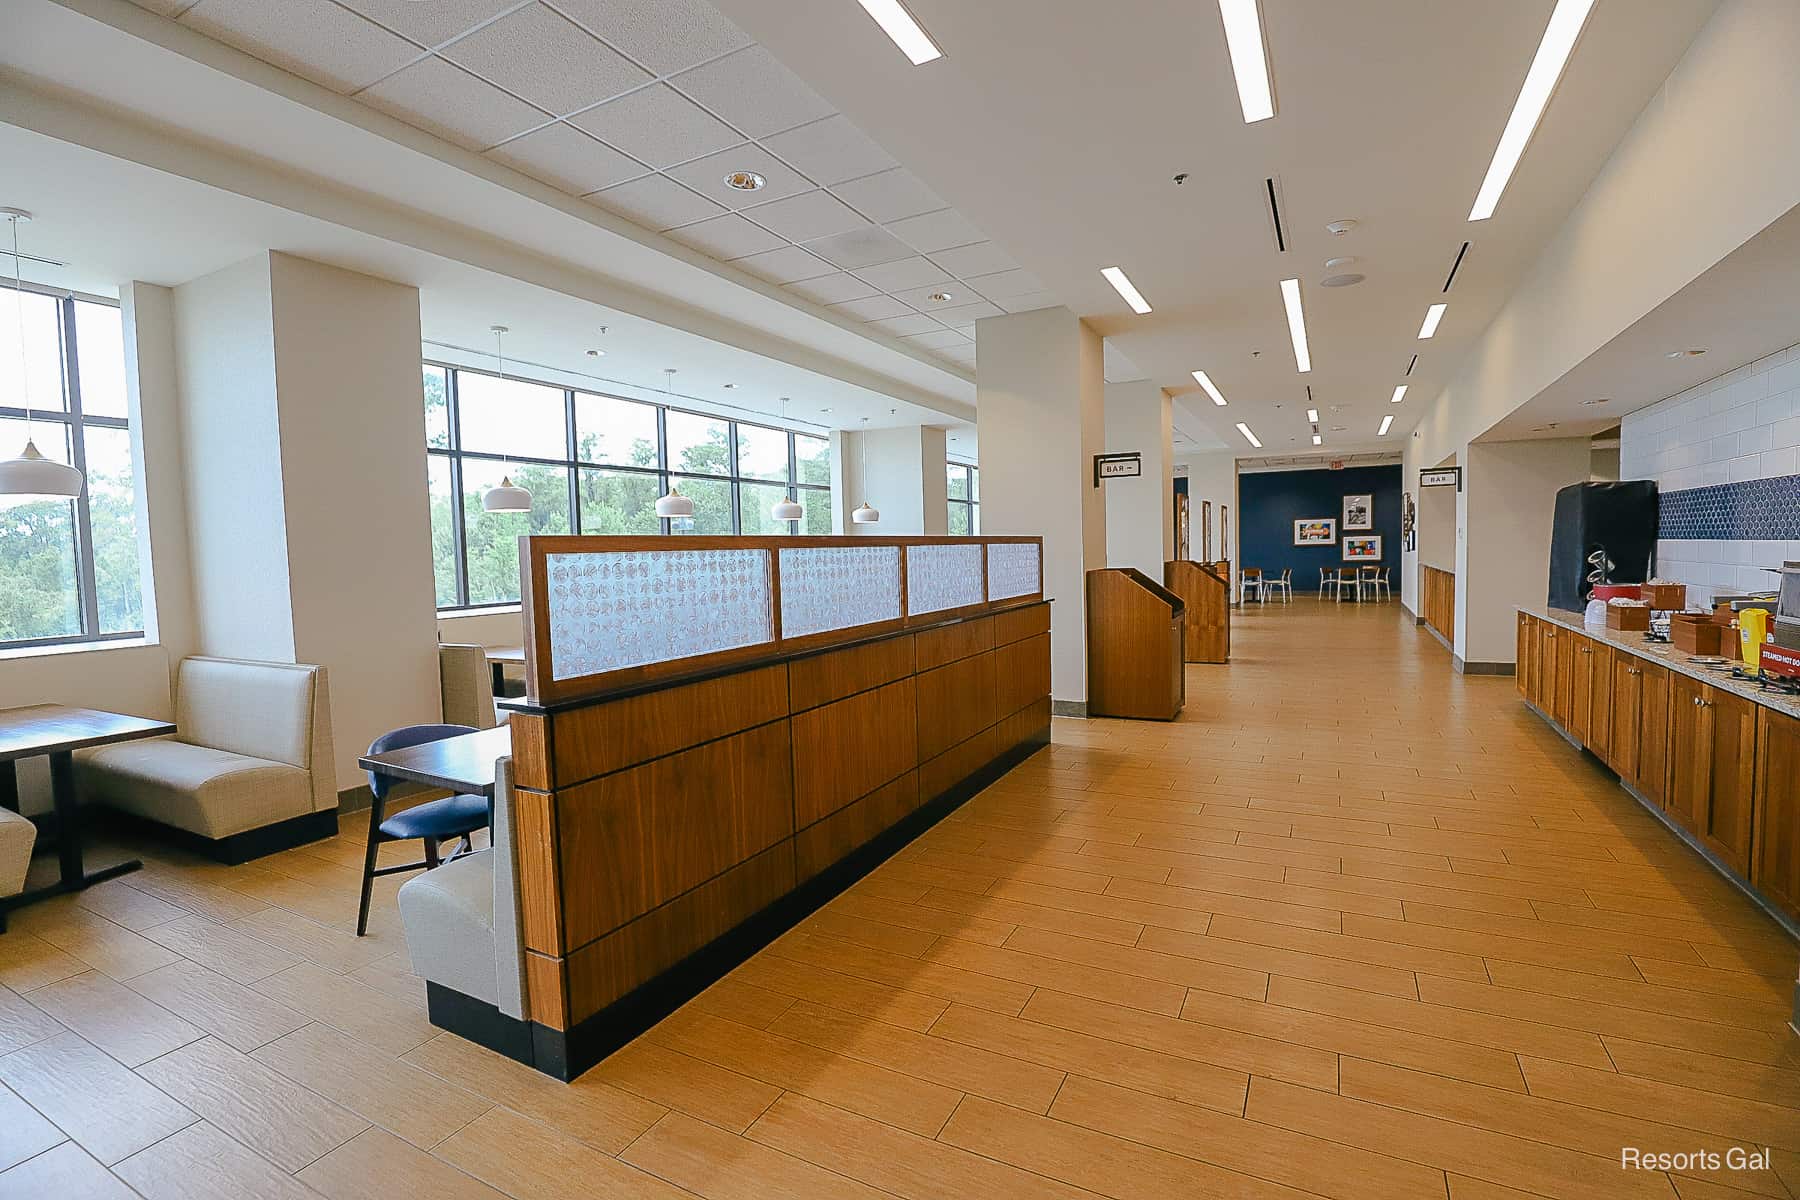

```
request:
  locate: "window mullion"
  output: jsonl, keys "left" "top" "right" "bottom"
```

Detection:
{"left": 446, "top": 368, "right": 470, "bottom": 607}
{"left": 61, "top": 295, "right": 102, "bottom": 639}
{"left": 565, "top": 388, "right": 580, "bottom": 535}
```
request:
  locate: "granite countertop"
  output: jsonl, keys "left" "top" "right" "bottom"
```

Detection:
{"left": 1520, "top": 603, "right": 1800, "bottom": 722}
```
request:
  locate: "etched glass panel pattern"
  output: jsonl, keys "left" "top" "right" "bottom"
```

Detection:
{"left": 545, "top": 549, "right": 773, "bottom": 680}
{"left": 906, "top": 543, "right": 985, "bottom": 615}
{"left": 779, "top": 546, "right": 902, "bottom": 639}
{"left": 987, "top": 542, "right": 1041, "bottom": 600}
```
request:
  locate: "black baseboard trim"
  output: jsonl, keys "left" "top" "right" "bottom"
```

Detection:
{"left": 516, "top": 730, "right": 1051, "bottom": 1082}
{"left": 425, "top": 982, "right": 536, "bottom": 1065}
{"left": 1050, "top": 700, "right": 1088, "bottom": 718}
{"left": 336, "top": 785, "right": 373, "bottom": 814}
{"left": 95, "top": 806, "right": 339, "bottom": 865}
{"left": 1454, "top": 656, "right": 1515, "bottom": 677}
{"left": 1422, "top": 624, "right": 1453, "bottom": 654}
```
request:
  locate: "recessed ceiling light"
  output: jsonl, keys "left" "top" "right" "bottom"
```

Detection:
{"left": 1469, "top": 0, "right": 1596, "bottom": 221}
{"left": 1320, "top": 273, "right": 1365, "bottom": 288}
{"left": 1279, "top": 278, "right": 1311, "bottom": 373}
{"left": 1326, "top": 219, "right": 1357, "bottom": 236}
{"left": 724, "top": 171, "right": 766, "bottom": 192}
{"left": 586, "top": 349, "right": 604, "bottom": 357}
{"left": 820, "top": 407, "right": 833, "bottom": 413}
{"left": 1325, "top": 257, "right": 1357, "bottom": 270}
{"left": 722, "top": 383, "right": 737, "bottom": 389}
{"left": 1216, "top": 0, "right": 1275, "bottom": 123}
{"left": 853, "top": 0, "right": 943, "bottom": 65}
{"left": 1378, "top": 414, "right": 1395, "bottom": 437}
{"left": 1235, "top": 422, "right": 1263, "bottom": 449}
{"left": 927, "top": 291, "right": 954, "bottom": 303}
{"left": 1390, "top": 385, "right": 1407, "bottom": 404}
{"left": 1191, "top": 370, "right": 1228, "bottom": 406}
{"left": 1417, "top": 302, "right": 1447, "bottom": 339}
{"left": 1665, "top": 348, "right": 1707, "bottom": 358}
{"left": 1306, "top": 408, "right": 1319, "bottom": 423}
{"left": 1100, "top": 266, "right": 1153, "bottom": 314}
{"left": 1580, "top": 397, "right": 1611, "bottom": 405}
{"left": 1311, "top": 433, "right": 1323, "bottom": 446}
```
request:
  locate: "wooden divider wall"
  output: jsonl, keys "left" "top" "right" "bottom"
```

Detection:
{"left": 1421, "top": 564, "right": 1456, "bottom": 643}
{"left": 1163, "top": 559, "right": 1230, "bottom": 663}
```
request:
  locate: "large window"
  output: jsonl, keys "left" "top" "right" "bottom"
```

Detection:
{"left": 0, "top": 284, "right": 142, "bottom": 650}
{"left": 947, "top": 461, "right": 980, "bottom": 535}
{"left": 426, "top": 362, "right": 832, "bottom": 609}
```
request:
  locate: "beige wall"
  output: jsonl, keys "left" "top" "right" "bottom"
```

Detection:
{"left": 1103, "top": 379, "right": 1173, "bottom": 577}
{"left": 834, "top": 425, "right": 949, "bottom": 535}
{"left": 1417, "top": 483, "right": 1456, "bottom": 573}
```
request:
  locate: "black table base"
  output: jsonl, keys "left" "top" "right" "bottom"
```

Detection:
{"left": 0, "top": 754, "right": 142, "bottom": 932}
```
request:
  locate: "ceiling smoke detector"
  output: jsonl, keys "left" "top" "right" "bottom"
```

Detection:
{"left": 1325, "top": 219, "right": 1358, "bottom": 236}
{"left": 1320, "top": 273, "right": 1365, "bottom": 287}
{"left": 927, "top": 291, "right": 954, "bottom": 303}
{"left": 724, "top": 171, "right": 766, "bottom": 192}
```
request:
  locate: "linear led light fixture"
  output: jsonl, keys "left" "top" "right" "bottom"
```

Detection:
{"left": 1279, "top": 278, "right": 1310, "bottom": 372}
{"left": 1311, "top": 434, "right": 1323, "bottom": 446}
{"left": 1235, "top": 422, "right": 1262, "bottom": 449}
{"left": 1306, "top": 408, "right": 1319, "bottom": 423}
{"left": 1468, "top": 0, "right": 1595, "bottom": 221}
{"left": 1390, "top": 385, "right": 1408, "bottom": 404}
{"left": 1217, "top": 0, "right": 1275, "bottom": 123}
{"left": 1378, "top": 414, "right": 1395, "bottom": 437}
{"left": 1192, "top": 370, "right": 1228, "bottom": 406}
{"left": 853, "top": 0, "right": 943, "bottom": 65}
{"left": 1101, "top": 267, "right": 1153, "bottom": 314}
{"left": 1417, "top": 303, "right": 1447, "bottom": 339}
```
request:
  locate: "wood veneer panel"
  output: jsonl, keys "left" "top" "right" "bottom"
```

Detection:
{"left": 1752, "top": 707, "right": 1800, "bottom": 924}
{"left": 1086, "top": 569, "right": 1183, "bottom": 720}
{"left": 515, "top": 788, "right": 563, "bottom": 956}
{"left": 993, "top": 634, "right": 1051, "bottom": 724}
{"left": 563, "top": 842, "right": 796, "bottom": 1024}
{"left": 509, "top": 713, "right": 552, "bottom": 791}
{"left": 525, "top": 951, "right": 568, "bottom": 1032}
{"left": 914, "top": 617, "right": 995, "bottom": 672}
{"left": 788, "top": 636, "right": 915, "bottom": 713}
{"left": 544, "top": 665, "right": 789, "bottom": 787}
{"left": 556, "top": 722, "right": 795, "bottom": 953}
{"left": 996, "top": 697, "right": 1051, "bottom": 755}
{"left": 920, "top": 725, "right": 999, "bottom": 803}
{"left": 791, "top": 678, "right": 918, "bottom": 827}
{"left": 992, "top": 603, "right": 1050, "bottom": 649}
{"left": 1164, "top": 562, "right": 1229, "bottom": 664}
{"left": 794, "top": 772, "right": 921, "bottom": 882}
{"left": 916, "top": 652, "right": 998, "bottom": 761}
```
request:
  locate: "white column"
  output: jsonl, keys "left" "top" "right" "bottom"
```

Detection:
{"left": 976, "top": 307, "right": 1105, "bottom": 713}
{"left": 833, "top": 424, "right": 948, "bottom": 535}
{"left": 1178, "top": 448, "right": 1238, "bottom": 593}
{"left": 120, "top": 281, "right": 195, "bottom": 663}
{"left": 1103, "top": 380, "right": 1173, "bottom": 577}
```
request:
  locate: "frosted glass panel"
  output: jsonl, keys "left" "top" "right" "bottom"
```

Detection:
{"left": 545, "top": 549, "right": 773, "bottom": 680}
{"left": 987, "top": 542, "right": 1041, "bottom": 601}
{"left": 779, "top": 546, "right": 902, "bottom": 639}
{"left": 906, "top": 544, "right": 984, "bottom": 615}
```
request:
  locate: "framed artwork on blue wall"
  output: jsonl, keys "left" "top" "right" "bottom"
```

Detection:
{"left": 1294, "top": 518, "right": 1336, "bottom": 545}
{"left": 1344, "top": 535, "right": 1383, "bottom": 561}
{"left": 1342, "top": 493, "right": 1373, "bottom": 530}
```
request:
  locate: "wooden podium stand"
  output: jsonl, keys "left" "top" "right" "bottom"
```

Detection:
{"left": 1164, "top": 560, "right": 1231, "bottom": 663}
{"left": 1086, "top": 568, "right": 1185, "bottom": 720}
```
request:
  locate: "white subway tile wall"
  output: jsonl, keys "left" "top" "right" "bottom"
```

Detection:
{"left": 1620, "top": 340, "right": 1800, "bottom": 605}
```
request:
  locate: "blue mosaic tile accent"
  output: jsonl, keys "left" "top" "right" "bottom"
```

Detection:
{"left": 1659, "top": 472, "right": 1800, "bottom": 540}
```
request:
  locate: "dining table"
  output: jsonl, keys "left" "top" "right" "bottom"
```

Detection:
{"left": 485, "top": 646, "right": 526, "bottom": 698}
{"left": 358, "top": 724, "right": 512, "bottom": 800}
{"left": 0, "top": 703, "right": 177, "bottom": 918}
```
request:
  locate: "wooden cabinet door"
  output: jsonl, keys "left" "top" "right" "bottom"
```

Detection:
{"left": 1667, "top": 673, "right": 1710, "bottom": 833}
{"left": 1697, "top": 687, "right": 1756, "bottom": 876}
{"left": 1570, "top": 637, "right": 1594, "bottom": 745}
{"left": 1636, "top": 663, "right": 1673, "bottom": 809}
{"left": 1610, "top": 657, "right": 1642, "bottom": 781}
{"left": 1753, "top": 708, "right": 1800, "bottom": 924}
{"left": 1537, "top": 626, "right": 1559, "bottom": 713}
{"left": 1552, "top": 630, "right": 1577, "bottom": 729}
{"left": 1516, "top": 615, "right": 1534, "bottom": 699}
{"left": 1586, "top": 644, "right": 1614, "bottom": 761}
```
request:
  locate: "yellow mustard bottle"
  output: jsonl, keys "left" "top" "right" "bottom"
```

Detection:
{"left": 1739, "top": 608, "right": 1769, "bottom": 673}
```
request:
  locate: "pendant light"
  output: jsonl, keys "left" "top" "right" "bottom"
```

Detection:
{"left": 654, "top": 369, "right": 694, "bottom": 522}
{"left": 851, "top": 416, "right": 879, "bottom": 524}
{"left": 480, "top": 325, "right": 532, "bottom": 513}
{"left": 770, "top": 397, "right": 804, "bottom": 524}
{"left": 0, "top": 208, "right": 84, "bottom": 508}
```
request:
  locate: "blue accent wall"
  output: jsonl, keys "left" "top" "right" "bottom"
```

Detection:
{"left": 1238, "top": 464, "right": 1404, "bottom": 592}
{"left": 1659, "top": 472, "right": 1800, "bottom": 539}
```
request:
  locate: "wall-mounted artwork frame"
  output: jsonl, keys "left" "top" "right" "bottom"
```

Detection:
{"left": 1294, "top": 518, "right": 1337, "bottom": 546}
{"left": 1342, "top": 493, "right": 1374, "bottom": 531}
{"left": 1343, "top": 534, "right": 1383, "bottom": 562}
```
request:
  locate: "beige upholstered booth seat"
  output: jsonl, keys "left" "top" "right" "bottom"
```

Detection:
{"left": 438, "top": 643, "right": 503, "bottom": 730}
{"left": 398, "top": 757, "right": 527, "bottom": 1027}
{"left": 77, "top": 656, "right": 338, "bottom": 861}
{"left": 0, "top": 808, "right": 36, "bottom": 899}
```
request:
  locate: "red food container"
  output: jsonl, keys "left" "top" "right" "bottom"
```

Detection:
{"left": 1591, "top": 584, "right": 1643, "bottom": 602}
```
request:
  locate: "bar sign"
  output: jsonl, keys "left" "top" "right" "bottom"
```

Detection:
{"left": 1094, "top": 452, "right": 1142, "bottom": 485}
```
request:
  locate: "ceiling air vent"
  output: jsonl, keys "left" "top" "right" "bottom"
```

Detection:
{"left": 1405, "top": 354, "right": 1418, "bottom": 377}
{"left": 1442, "top": 241, "right": 1470, "bottom": 293}
{"left": 1264, "top": 176, "right": 1288, "bottom": 254}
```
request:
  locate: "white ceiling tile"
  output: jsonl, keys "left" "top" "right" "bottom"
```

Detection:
{"left": 928, "top": 240, "right": 1019, "bottom": 280}
{"left": 827, "top": 295, "right": 911, "bottom": 322}
{"left": 671, "top": 45, "right": 833, "bottom": 138}
{"left": 938, "top": 345, "right": 979, "bottom": 366}
{"left": 889, "top": 283, "right": 966, "bottom": 310}
{"left": 669, "top": 214, "right": 786, "bottom": 260}
{"left": 664, "top": 144, "right": 813, "bottom": 210}
{"left": 128, "top": 0, "right": 197, "bottom": 15}
{"left": 359, "top": 56, "right": 551, "bottom": 151}
{"left": 784, "top": 273, "right": 880, "bottom": 305}
{"left": 904, "top": 329, "right": 974, "bottom": 349}
{"left": 568, "top": 83, "right": 738, "bottom": 168}
{"left": 855, "top": 256, "right": 951, "bottom": 293}
{"left": 743, "top": 190, "right": 865, "bottom": 243}
{"left": 548, "top": 0, "right": 751, "bottom": 75}
{"left": 832, "top": 168, "right": 946, "bottom": 224}
{"left": 733, "top": 245, "right": 837, "bottom": 285}
{"left": 589, "top": 173, "right": 724, "bottom": 229}
{"left": 884, "top": 209, "right": 985, "bottom": 255}
{"left": 969, "top": 268, "right": 1047, "bottom": 299}
{"left": 443, "top": 3, "right": 649, "bottom": 115}
{"left": 337, "top": 0, "right": 522, "bottom": 48}
{"left": 485, "top": 122, "right": 645, "bottom": 194}
{"left": 932, "top": 300, "right": 1004, "bottom": 328}
{"left": 804, "top": 227, "right": 912, "bottom": 270}
{"left": 869, "top": 314, "right": 944, "bottom": 337}
{"left": 997, "top": 290, "right": 1061, "bottom": 314}
{"left": 180, "top": 0, "right": 423, "bottom": 94}
{"left": 760, "top": 115, "right": 897, "bottom": 187}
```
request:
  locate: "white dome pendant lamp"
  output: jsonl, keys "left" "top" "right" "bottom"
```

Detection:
{"left": 0, "top": 209, "right": 84, "bottom": 508}
{"left": 851, "top": 417, "right": 879, "bottom": 524}
{"left": 653, "top": 369, "right": 694, "bottom": 524}
{"left": 480, "top": 325, "right": 532, "bottom": 514}
{"left": 770, "top": 397, "right": 804, "bottom": 524}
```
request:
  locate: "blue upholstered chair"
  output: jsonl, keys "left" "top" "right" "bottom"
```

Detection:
{"left": 357, "top": 724, "right": 490, "bottom": 937}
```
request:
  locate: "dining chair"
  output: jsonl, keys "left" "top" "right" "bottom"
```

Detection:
{"left": 1319, "top": 567, "right": 1338, "bottom": 601}
{"left": 1241, "top": 567, "right": 1264, "bottom": 604}
{"left": 357, "top": 724, "right": 491, "bottom": 937}
{"left": 1374, "top": 566, "right": 1393, "bottom": 601}
{"left": 1336, "top": 567, "right": 1360, "bottom": 602}
{"left": 1266, "top": 568, "right": 1293, "bottom": 603}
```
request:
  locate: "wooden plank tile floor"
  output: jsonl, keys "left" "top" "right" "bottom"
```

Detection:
{"left": 1, "top": 600, "right": 1796, "bottom": 1198}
